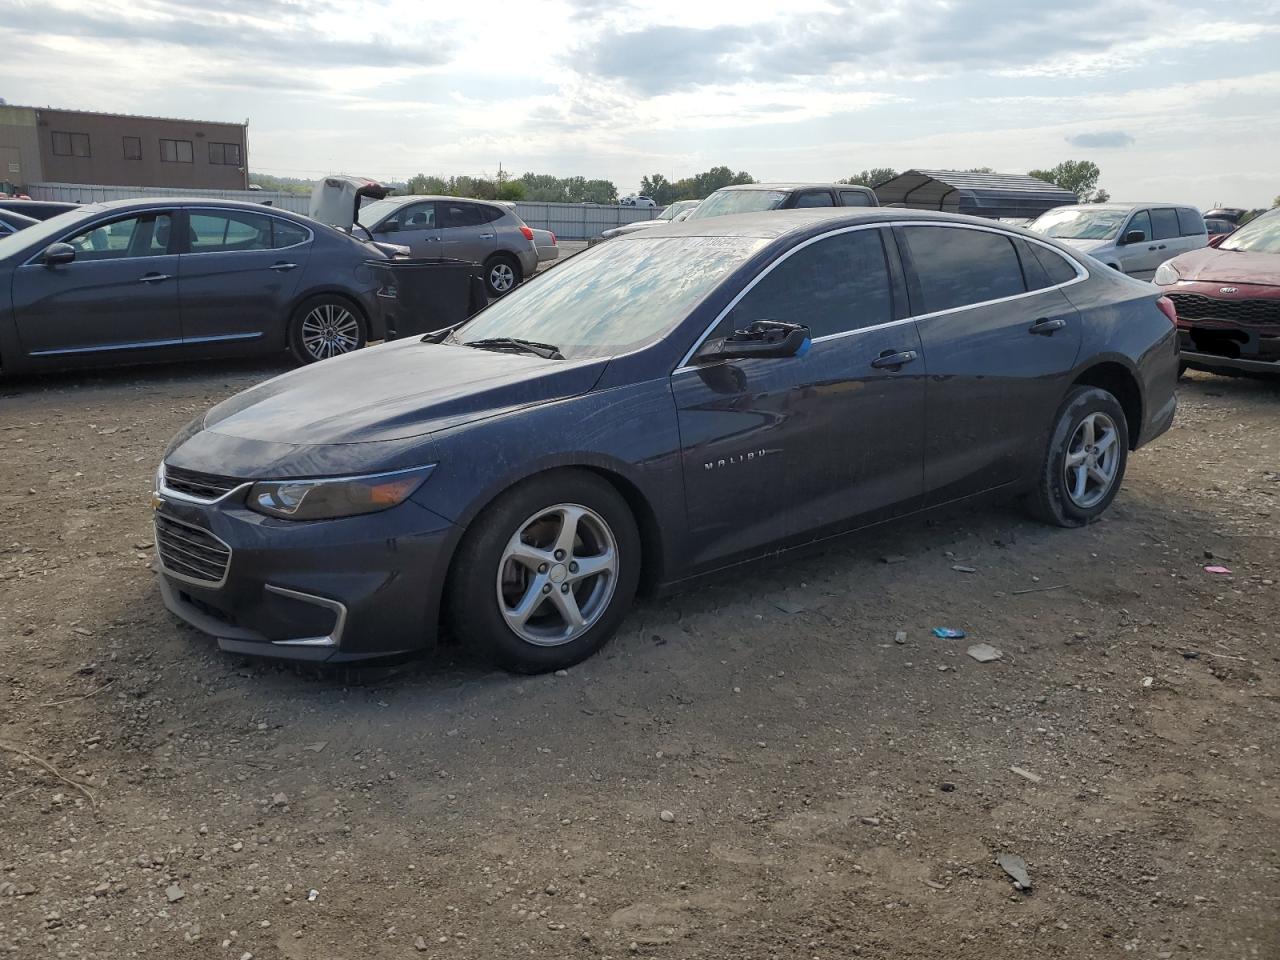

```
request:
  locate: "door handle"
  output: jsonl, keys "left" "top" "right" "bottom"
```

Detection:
{"left": 1158, "top": 244, "right": 1167, "bottom": 250}
{"left": 270, "top": 262, "right": 298, "bottom": 272}
{"left": 137, "top": 273, "right": 171, "bottom": 283}
{"left": 1030, "top": 317, "right": 1067, "bottom": 335}
{"left": 870, "top": 349, "right": 918, "bottom": 369}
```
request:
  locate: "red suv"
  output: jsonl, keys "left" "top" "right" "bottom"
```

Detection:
{"left": 1154, "top": 208, "right": 1280, "bottom": 377}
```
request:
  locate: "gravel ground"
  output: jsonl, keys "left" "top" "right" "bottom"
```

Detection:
{"left": 0, "top": 362, "right": 1277, "bottom": 960}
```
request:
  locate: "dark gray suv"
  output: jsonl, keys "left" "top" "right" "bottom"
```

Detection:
{"left": 357, "top": 196, "right": 539, "bottom": 297}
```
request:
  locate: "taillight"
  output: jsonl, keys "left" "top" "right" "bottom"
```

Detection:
{"left": 519, "top": 225, "right": 534, "bottom": 241}
{"left": 549, "top": 232, "right": 556, "bottom": 245}
{"left": 1156, "top": 295, "right": 1177, "bottom": 326}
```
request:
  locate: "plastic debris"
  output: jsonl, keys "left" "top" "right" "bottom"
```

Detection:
{"left": 932, "top": 627, "right": 966, "bottom": 639}
{"left": 997, "top": 853, "right": 1032, "bottom": 891}
{"left": 950, "top": 564, "right": 977, "bottom": 573}
{"left": 1010, "top": 766, "right": 1042, "bottom": 783}
{"left": 966, "top": 643, "right": 1003, "bottom": 663}
{"left": 307, "top": 889, "right": 319, "bottom": 902}
{"left": 1141, "top": 676, "right": 1154, "bottom": 688}
{"left": 1204, "top": 565, "right": 1232, "bottom": 575}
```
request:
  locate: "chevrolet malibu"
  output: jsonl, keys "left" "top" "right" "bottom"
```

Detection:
{"left": 155, "top": 209, "right": 1178, "bottom": 673}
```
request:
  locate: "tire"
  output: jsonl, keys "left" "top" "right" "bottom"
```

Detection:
{"left": 447, "top": 471, "right": 641, "bottom": 673}
{"left": 287, "top": 295, "right": 368, "bottom": 365}
{"left": 483, "top": 254, "right": 522, "bottom": 298}
{"left": 1027, "top": 386, "right": 1129, "bottom": 528}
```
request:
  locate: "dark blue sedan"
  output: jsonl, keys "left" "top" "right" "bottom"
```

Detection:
{"left": 154, "top": 209, "right": 1179, "bottom": 672}
{"left": 0, "top": 198, "right": 388, "bottom": 373}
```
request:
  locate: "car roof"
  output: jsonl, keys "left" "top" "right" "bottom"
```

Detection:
{"left": 630, "top": 207, "right": 1034, "bottom": 241}
{"left": 88, "top": 197, "right": 305, "bottom": 214}
{"left": 371, "top": 195, "right": 503, "bottom": 208}
{"left": 1045, "top": 202, "right": 1198, "bottom": 212}
{"left": 712, "top": 182, "right": 870, "bottom": 193}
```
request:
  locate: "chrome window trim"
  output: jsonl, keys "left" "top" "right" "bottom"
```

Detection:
{"left": 182, "top": 206, "right": 314, "bottom": 255}
{"left": 672, "top": 219, "right": 1089, "bottom": 374}
{"left": 158, "top": 462, "right": 252, "bottom": 505}
{"left": 23, "top": 208, "right": 179, "bottom": 267}
{"left": 153, "top": 513, "right": 233, "bottom": 589}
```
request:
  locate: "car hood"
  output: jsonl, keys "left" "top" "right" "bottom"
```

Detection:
{"left": 202, "top": 338, "right": 609, "bottom": 445}
{"left": 1053, "top": 237, "right": 1112, "bottom": 254}
{"left": 1167, "top": 246, "right": 1280, "bottom": 286}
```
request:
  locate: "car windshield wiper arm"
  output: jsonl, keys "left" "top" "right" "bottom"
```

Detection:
{"left": 462, "top": 337, "right": 564, "bottom": 360}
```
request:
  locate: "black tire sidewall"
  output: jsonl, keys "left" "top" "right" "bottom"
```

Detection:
{"left": 483, "top": 254, "right": 521, "bottom": 298}
{"left": 448, "top": 471, "right": 640, "bottom": 673}
{"left": 287, "top": 295, "right": 368, "bottom": 365}
{"left": 1035, "top": 386, "right": 1129, "bottom": 527}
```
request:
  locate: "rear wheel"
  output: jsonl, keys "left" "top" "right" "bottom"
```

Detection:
{"left": 483, "top": 254, "right": 521, "bottom": 297}
{"left": 287, "top": 295, "right": 367, "bottom": 364}
{"left": 1027, "top": 386, "right": 1129, "bottom": 527}
{"left": 447, "top": 471, "right": 640, "bottom": 673}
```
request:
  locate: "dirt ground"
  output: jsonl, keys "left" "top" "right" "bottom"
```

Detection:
{"left": 1, "top": 361, "right": 1277, "bottom": 960}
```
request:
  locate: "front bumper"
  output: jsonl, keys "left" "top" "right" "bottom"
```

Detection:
{"left": 154, "top": 489, "right": 460, "bottom": 663}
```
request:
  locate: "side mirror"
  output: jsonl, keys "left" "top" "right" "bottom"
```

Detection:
{"left": 42, "top": 242, "right": 76, "bottom": 266}
{"left": 1207, "top": 234, "right": 1226, "bottom": 248}
{"left": 1121, "top": 230, "right": 1146, "bottom": 245}
{"left": 695, "top": 320, "right": 811, "bottom": 362}
{"left": 379, "top": 220, "right": 399, "bottom": 233}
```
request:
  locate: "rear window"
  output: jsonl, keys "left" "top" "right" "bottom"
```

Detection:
{"left": 686, "top": 189, "right": 788, "bottom": 220}
{"left": 1150, "top": 208, "right": 1180, "bottom": 241}
{"left": 840, "top": 190, "right": 874, "bottom": 207}
{"left": 1176, "top": 208, "right": 1206, "bottom": 237}
{"left": 1028, "top": 242, "right": 1080, "bottom": 286}
{"left": 902, "top": 226, "right": 1026, "bottom": 314}
{"left": 793, "top": 191, "right": 835, "bottom": 208}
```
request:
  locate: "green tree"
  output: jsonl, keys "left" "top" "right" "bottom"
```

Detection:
{"left": 1028, "top": 160, "right": 1106, "bottom": 202}
{"left": 966, "top": 166, "right": 994, "bottom": 174}
{"left": 404, "top": 173, "right": 448, "bottom": 195}
{"left": 839, "top": 167, "right": 897, "bottom": 188}
{"left": 1273, "top": 194, "right": 1280, "bottom": 208}
{"left": 640, "top": 173, "right": 675, "bottom": 205}
{"left": 496, "top": 180, "right": 526, "bottom": 201}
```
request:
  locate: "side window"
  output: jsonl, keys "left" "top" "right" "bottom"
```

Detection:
{"left": 901, "top": 226, "right": 1026, "bottom": 314}
{"left": 272, "top": 219, "right": 310, "bottom": 248}
{"left": 1126, "top": 209, "right": 1152, "bottom": 242}
{"left": 1029, "top": 243, "right": 1080, "bottom": 286}
{"left": 839, "top": 190, "right": 873, "bottom": 207}
{"left": 399, "top": 203, "right": 436, "bottom": 229}
{"left": 478, "top": 205, "right": 506, "bottom": 223}
{"left": 1150, "top": 208, "right": 1180, "bottom": 241}
{"left": 722, "top": 230, "right": 892, "bottom": 339}
{"left": 793, "top": 191, "right": 835, "bottom": 208}
{"left": 439, "top": 202, "right": 485, "bottom": 228}
{"left": 1175, "top": 208, "right": 1205, "bottom": 237}
{"left": 64, "top": 213, "right": 173, "bottom": 261}
{"left": 188, "top": 212, "right": 273, "bottom": 253}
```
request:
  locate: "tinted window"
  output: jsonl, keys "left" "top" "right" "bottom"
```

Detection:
{"left": 793, "top": 191, "right": 835, "bottom": 208}
{"left": 123, "top": 136, "right": 142, "bottom": 160}
{"left": 1029, "top": 243, "right": 1079, "bottom": 286}
{"left": 64, "top": 213, "right": 172, "bottom": 261}
{"left": 160, "top": 139, "right": 193, "bottom": 163}
{"left": 439, "top": 202, "right": 485, "bottom": 228}
{"left": 1176, "top": 208, "right": 1205, "bottom": 237}
{"left": 840, "top": 190, "right": 873, "bottom": 207}
{"left": 1126, "top": 210, "right": 1152, "bottom": 242}
{"left": 723, "top": 230, "right": 892, "bottom": 339}
{"left": 398, "top": 203, "right": 435, "bottom": 229}
{"left": 189, "top": 212, "right": 273, "bottom": 253}
{"left": 1150, "top": 208, "right": 1180, "bottom": 241}
{"left": 272, "top": 219, "right": 310, "bottom": 248}
{"left": 478, "top": 205, "right": 506, "bottom": 223}
{"left": 902, "top": 226, "right": 1025, "bottom": 313}
{"left": 208, "top": 142, "right": 242, "bottom": 165}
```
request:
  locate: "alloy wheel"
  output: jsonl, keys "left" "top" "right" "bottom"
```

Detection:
{"left": 300, "top": 303, "right": 360, "bottom": 361}
{"left": 489, "top": 262, "right": 516, "bottom": 293}
{"left": 496, "top": 503, "right": 619, "bottom": 647}
{"left": 1063, "top": 411, "right": 1120, "bottom": 508}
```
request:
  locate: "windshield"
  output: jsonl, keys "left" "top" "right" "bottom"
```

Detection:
{"left": 658, "top": 200, "right": 699, "bottom": 222}
{"left": 1027, "top": 207, "right": 1128, "bottom": 241}
{"left": 356, "top": 197, "right": 407, "bottom": 227}
{"left": 0, "top": 204, "right": 105, "bottom": 261}
{"left": 1219, "top": 210, "right": 1280, "bottom": 253}
{"left": 454, "top": 235, "right": 765, "bottom": 360}
{"left": 685, "top": 190, "right": 788, "bottom": 220}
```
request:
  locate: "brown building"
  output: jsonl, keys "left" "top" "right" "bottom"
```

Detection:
{"left": 0, "top": 104, "right": 248, "bottom": 191}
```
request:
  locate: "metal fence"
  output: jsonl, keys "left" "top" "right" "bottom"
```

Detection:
{"left": 26, "top": 183, "right": 663, "bottom": 239}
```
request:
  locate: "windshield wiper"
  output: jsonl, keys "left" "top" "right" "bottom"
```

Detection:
{"left": 463, "top": 337, "right": 564, "bottom": 360}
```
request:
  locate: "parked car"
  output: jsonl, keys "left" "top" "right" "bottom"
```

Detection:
{"left": 620, "top": 195, "right": 656, "bottom": 208}
{"left": 0, "top": 198, "right": 389, "bottom": 375}
{"left": 1154, "top": 207, "right": 1280, "bottom": 377}
{"left": 685, "top": 183, "right": 877, "bottom": 221}
{"left": 531, "top": 228, "right": 558, "bottom": 265}
{"left": 356, "top": 195, "right": 538, "bottom": 297}
{"left": 154, "top": 208, "right": 1177, "bottom": 673}
{"left": 0, "top": 209, "right": 38, "bottom": 236}
{"left": 1204, "top": 218, "right": 1235, "bottom": 246}
{"left": 600, "top": 199, "right": 700, "bottom": 240}
{"left": 1025, "top": 203, "right": 1207, "bottom": 279}
{"left": 0, "top": 199, "right": 79, "bottom": 221}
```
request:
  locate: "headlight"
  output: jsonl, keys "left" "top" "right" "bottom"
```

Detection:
{"left": 1153, "top": 261, "right": 1180, "bottom": 285}
{"left": 247, "top": 466, "right": 434, "bottom": 521}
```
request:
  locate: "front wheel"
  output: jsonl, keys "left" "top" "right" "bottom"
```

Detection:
{"left": 483, "top": 254, "right": 522, "bottom": 298}
{"left": 447, "top": 471, "right": 640, "bottom": 673}
{"left": 287, "top": 295, "right": 367, "bottom": 364}
{"left": 1027, "top": 386, "right": 1129, "bottom": 528}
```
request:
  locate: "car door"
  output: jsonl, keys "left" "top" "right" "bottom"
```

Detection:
{"left": 376, "top": 201, "right": 440, "bottom": 257}
{"left": 672, "top": 226, "right": 926, "bottom": 571}
{"left": 437, "top": 200, "right": 496, "bottom": 264}
{"left": 11, "top": 209, "right": 181, "bottom": 358}
{"left": 895, "top": 224, "right": 1082, "bottom": 506}
{"left": 1116, "top": 209, "right": 1161, "bottom": 278}
{"left": 176, "top": 209, "right": 311, "bottom": 347}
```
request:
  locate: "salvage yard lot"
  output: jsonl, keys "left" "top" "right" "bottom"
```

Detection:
{"left": 1, "top": 364, "right": 1277, "bottom": 959}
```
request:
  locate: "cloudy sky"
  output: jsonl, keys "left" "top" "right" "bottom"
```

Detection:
{"left": 4, "top": 0, "right": 1279, "bottom": 206}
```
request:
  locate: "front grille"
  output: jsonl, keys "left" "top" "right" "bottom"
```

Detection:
{"left": 163, "top": 464, "right": 244, "bottom": 501}
{"left": 155, "top": 515, "right": 231, "bottom": 585}
{"left": 1168, "top": 293, "right": 1280, "bottom": 327}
